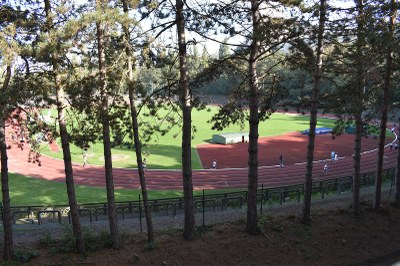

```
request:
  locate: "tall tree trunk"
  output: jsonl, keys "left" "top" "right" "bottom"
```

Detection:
{"left": 176, "top": 0, "right": 195, "bottom": 240}
{"left": 352, "top": 0, "right": 365, "bottom": 217}
{"left": 246, "top": 0, "right": 260, "bottom": 235}
{"left": 44, "top": 0, "right": 85, "bottom": 252}
{"left": 122, "top": 0, "right": 154, "bottom": 243}
{"left": 390, "top": 0, "right": 399, "bottom": 206}
{"left": 395, "top": 127, "right": 400, "bottom": 206}
{"left": 96, "top": 0, "right": 119, "bottom": 248}
{"left": 128, "top": 90, "right": 155, "bottom": 242}
{"left": 353, "top": 111, "right": 362, "bottom": 215}
{"left": 302, "top": 0, "right": 326, "bottom": 225}
{"left": 1, "top": 65, "right": 14, "bottom": 260}
{"left": 55, "top": 72, "right": 86, "bottom": 253}
{"left": 376, "top": 0, "right": 397, "bottom": 210}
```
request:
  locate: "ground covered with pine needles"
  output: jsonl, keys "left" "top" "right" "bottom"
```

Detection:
{"left": 12, "top": 201, "right": 400, "bottom": 265}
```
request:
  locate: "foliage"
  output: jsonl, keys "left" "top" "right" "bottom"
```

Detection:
{"left": 13, "top": 248, "right": 38, "bottom": 263}
{"left": 257, "top": 215, "right": 270, "bottom": 228}
{"left": 144, "top": 241, "right": 157, "bottom": 251}
{"left": 0, "top": 0, "right": 398, "bottom": 238}
{"left": 194, "top": 225, "right": 213, "bottom": 238}
{"left": 39, "top": 231, "right": 57, "bottom": 246}
{"left": 39, "top": 225, "right": 122, "bottom": 253}
{"left": 98, "top": 230, "right": 115, "bottom": 248}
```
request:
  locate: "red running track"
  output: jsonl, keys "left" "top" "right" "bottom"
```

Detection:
{"left": 4, "top": 124, "right": 398, "bottom": 191}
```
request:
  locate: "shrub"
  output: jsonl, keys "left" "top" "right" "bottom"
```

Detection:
{"left": 144, "top": 241, "right": 157, "bottom": 251}
{"left": 39, "top": 232, "right": 56, "bottom": 246}
{"left": 14, "top": 248, "right": 38, "bottom": 263}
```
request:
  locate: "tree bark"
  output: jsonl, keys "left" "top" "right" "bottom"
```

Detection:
{"left": 246, "top": 0, "right": 261, "bottom": 235}
{"left": 122, "top": 0, "right": 154, "bottom": 244}
{"left": 376, "top": 0, "right": 397, "bottom": 210}
{"left": 353, "top": 111, "right": 362, "bottom": 216}
{"left": 176, "top": 0, "right": 195, "bottom": 240}
{"left": 389, "top": 0, "right": 399, "bottom": 206}
{"left": 395, "top": 127, "right": 400, "bottom": 205}
{"left": 1, "top": 65, "right": 14, "bottom": 260}
{"left": 96, "top": 0, "right": 119, "bottom": 248}
{"left": 302, "top": 0, "right": 326, "bottom": 225}
{"left": 44, "top": 0, "right": 85, "bottom": 253}
{"left": 352, "top": 0, "right": 366, "bottom": 217}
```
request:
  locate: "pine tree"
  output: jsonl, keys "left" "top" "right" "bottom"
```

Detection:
{"left": 96, "top": 0, "right": 120, "bottom": 248}
{"left": 0, "top": 64, "right": 14, "bottom": 260}
{"left": 204, "top": 0, "right": 302, "bottom": 234}
{"left": 176, "top": 0, "right": 195, "bottom": 240}
{"left": 0, "top": 3, "right": 32, "bottom": 259}
{"left": 121, "top": 0, "right": 154, "bottom": 244}
{"left": 43, "top": 0, "right": 85, "bottom": 252}
{"left": 375, "top": 0, "right": 397, "bottom": 210}
{"left": 245, "top": 0, "right": 262, "bottom": 235}
{"left": 302, "top": 0, "right": 327, "bottom": 225}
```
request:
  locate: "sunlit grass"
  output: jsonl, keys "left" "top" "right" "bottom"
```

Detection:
{"left": 7, "top": 173, "right": 244, "bottom": 206}
{"left": 39, "top": 107, "right": 335, "bottom": 170}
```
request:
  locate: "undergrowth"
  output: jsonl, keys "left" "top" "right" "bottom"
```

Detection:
{"left": 38, "top": 225, "right": 124, "bottom": 254}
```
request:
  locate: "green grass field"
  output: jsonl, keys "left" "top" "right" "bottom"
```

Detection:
{"left": 8, "top": 109, "right": 335, "bottom": 206}
{"left": 8, "top": 173, "right": 245, "bottom": 206}
{"left": 39, "top": 107, "right": 335, "bottom": 170}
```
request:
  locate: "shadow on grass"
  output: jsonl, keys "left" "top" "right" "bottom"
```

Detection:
{"left": 111, "top": 145, "right": 201, "bottom": 169}
{"left": 8, "top": 173, "right": 185, "bottom": 206}
{"left": 8, "top": 172, "right": 242, "bottom": 206}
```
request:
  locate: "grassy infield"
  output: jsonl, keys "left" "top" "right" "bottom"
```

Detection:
{"left": 9, "top": 107, "right": 335, "bottom": 206}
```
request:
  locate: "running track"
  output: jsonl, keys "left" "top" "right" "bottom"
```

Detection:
{"left": 4, "top": 124, "right": 398, "bottom": 191}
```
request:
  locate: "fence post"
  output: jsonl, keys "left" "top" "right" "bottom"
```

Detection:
{"left": 139, "top": 194, "right": 142, "bottom": 233}
{"left": 202, "top": 189, "right": 205, "bottom": 227}
{"left": 222, "top": 193, "right": 227, "bottom": 211}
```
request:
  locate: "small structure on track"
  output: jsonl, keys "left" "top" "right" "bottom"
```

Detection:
{"left": 212, "top": 132, "right": 249, "bottom": 145}
{"left": 302, "top": 127, "right": 332, "bottom": 135}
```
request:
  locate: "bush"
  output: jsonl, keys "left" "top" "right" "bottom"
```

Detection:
{"left": 144, "top": 241, "right": 157, "bottom": 251}
{"left": 14, "top": 248, "right": 38, "bottom": 263}
{"left": 38, "top": 225, "right": 122, "bottom": 253}
{"left": 39, "top": 232, "right": 56, "bottom": 246}
{"left": 98, "top": 230, "right": 114, "bottom": 248}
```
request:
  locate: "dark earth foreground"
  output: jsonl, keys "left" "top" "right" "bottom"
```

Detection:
{"left": 11, "top": 200, "right": 400, "bottom": 266}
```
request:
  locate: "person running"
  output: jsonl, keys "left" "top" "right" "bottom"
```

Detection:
{"left": 323, "top": 162, "right": 328, "bottom": 175}
{"left": 142, "top": 158, "right": 147, "bottom": 171}
{"left": 279, "top": 155, "right": 284, "bottom": 167}
{"left": 212, "top": 159, "right": 217, "bottom": 169}
{"left": 83, "top": 148, "right": 88, "bottom": 167}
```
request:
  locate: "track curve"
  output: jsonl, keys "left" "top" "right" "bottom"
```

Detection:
{"left": 5, "top": 123, "right": 398, "bottom": 191}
